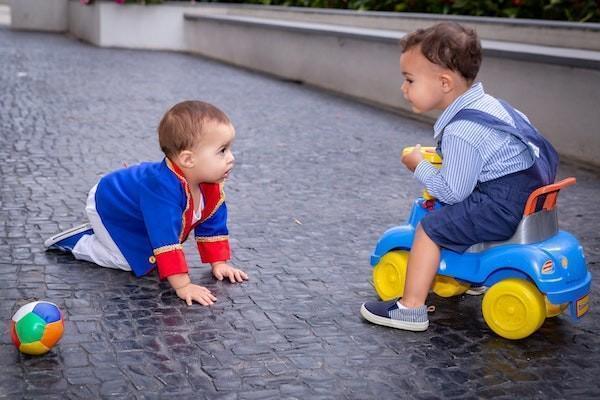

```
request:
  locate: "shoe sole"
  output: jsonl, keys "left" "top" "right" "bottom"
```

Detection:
{"left": 360, "top": 304, "right": 429, "bottom": 332}
{"left": 44, "top": 223, "right": 92, "bottom": 249}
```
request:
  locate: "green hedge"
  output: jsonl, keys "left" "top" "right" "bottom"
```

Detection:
{"left": 197, "top": 0, "right": 600, "bottom": 22}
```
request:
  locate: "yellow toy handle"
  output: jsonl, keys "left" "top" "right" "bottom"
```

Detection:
{"left": 402, "top": 146, "right": 442, "bottom": 166}
{"left": 402, "top": 146, "right": 442, "bottom": 200}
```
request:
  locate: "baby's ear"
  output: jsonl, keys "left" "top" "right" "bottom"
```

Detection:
{"left": 176, "top": 150, "right": 195, "bottom": 168}
{"left": 440, "top": 73, "right": 452, "bottom": 92}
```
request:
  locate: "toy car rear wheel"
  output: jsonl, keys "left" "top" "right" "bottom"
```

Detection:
{"left": 482, "top": 278, "right": 546, "bottom": 340}
{"left": 373, "top": 250, "right": 409, "bottom": 301}
{"left": 432, "top": 275, "right": 471, "bottom": 298}
{"left": 545, "top": 297, "right": 568, "bottom": 318}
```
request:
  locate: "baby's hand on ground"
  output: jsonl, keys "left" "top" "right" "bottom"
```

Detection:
{"left": 211, "top": 262, "right": 249, "bottom": 283}
{"left": 401, "top": 144, "right": 424, "bottom": 172}
{"left": 175, "top": 283, "right": 217, "bottom": 306}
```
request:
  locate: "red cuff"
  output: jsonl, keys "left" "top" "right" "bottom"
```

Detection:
{"left": 196, "top": 239, "right": 231, "bottom": 264}
{"left": 156, "top": 249, "right": 189, "bottom": 280}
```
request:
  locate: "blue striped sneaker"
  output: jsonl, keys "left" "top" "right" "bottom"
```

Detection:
{"left": 44, "top": 223, "right": 93, "bottom": 253}
{"left": 360, "top": 299, "right": 429, "bottom": 331}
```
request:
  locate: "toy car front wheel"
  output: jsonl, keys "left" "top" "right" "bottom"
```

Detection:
{"left": 482, "top": 278, "right": 546, "bottom": 340}
{"left": 373, "top": 250, "right": 409, "bottom": 301}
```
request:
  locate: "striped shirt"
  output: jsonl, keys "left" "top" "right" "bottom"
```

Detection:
{"left": 414, "top": 82, "right": 534, "bottom": 205}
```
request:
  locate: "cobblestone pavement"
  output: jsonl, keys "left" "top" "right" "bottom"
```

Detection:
{"left": 1, "top": 27, "right": 599, "bottom": 400}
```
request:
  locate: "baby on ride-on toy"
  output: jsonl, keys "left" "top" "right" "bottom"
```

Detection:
{"left": 360, "top": 22, "right": 569, "bottom": 335}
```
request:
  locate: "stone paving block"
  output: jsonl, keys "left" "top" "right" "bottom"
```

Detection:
{"left": 1, "top": 26, "right": 599, "bottom": 399}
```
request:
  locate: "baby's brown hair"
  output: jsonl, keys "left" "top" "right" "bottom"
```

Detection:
{"left": 158, "top": 100, "right": 231, "bottom": 158}
{"left": 400, "top": 22, "right": 482, "bottom": 83}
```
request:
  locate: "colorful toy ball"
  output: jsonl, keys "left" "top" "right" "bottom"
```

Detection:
{"left": 10, "top": 301, "right": 64, "bottom": 355}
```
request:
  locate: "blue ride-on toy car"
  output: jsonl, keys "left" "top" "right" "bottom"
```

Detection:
{"left": 370, "top": 147, "right": 591, "bottom": 339}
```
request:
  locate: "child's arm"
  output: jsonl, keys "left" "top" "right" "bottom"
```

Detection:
{"left": 409, "top": 136, "right": 483, "bottom": 204}
{"left": 195, "top": 202, "right": 231, "bottom": 264}
{"left": 195, "top": 186, "right": 248, "bottom": 284}
{"left": 168, "top": 272, "right": 217, "bottom": 306}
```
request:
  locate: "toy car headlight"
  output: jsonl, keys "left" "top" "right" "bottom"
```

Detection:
{"left": 542, "top": 260, "right": 554, "bottom": 274}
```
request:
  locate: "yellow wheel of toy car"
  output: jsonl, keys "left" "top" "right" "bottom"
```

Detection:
{"left": 545, "top": 297, "right": 568, "bottom": 318}
{"left": 482, "top": 279, "right": 546, "bottom": 340}
{"left": 431, "top": 275, "right": 470, "bottom": 298}
{"left": 373, "top": 251, "right": 409, "bottom": 301}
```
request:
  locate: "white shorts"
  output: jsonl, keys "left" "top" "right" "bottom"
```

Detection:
{"left": 71, "top": 184, "right": 131, "bottom": 272}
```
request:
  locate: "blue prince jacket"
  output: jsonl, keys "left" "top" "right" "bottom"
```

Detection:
{"left": 95, "top": 158, "right": 230, "bottom": 280}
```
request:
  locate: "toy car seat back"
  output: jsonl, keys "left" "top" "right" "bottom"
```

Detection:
{"left": 523, "top": 177, "right": 576, "bottom": 216}
{"left": 466, "top": 177, "right": 576, "bottom": 252}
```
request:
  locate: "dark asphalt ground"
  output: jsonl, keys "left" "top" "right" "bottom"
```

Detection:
{"left": 1, "top": 27, "right": 599, "bottom": 399}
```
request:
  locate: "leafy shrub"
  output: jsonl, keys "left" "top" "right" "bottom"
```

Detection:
{"left": 195, "top": 0, "right": 600, "bottom": 22}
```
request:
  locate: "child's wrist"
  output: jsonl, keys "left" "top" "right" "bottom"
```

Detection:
{"left": 169, "top": 274, "right": 192, "bottom": 290}
{"left": 173, "top": 281, "right": 191, "bottom": 291}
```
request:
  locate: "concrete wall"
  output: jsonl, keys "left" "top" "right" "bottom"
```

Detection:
{"left": 0, "top": 1, "right": 9, "bottom": 26}
{"left": 479, "top": 58, "right": 600, "bottom": 165}
{"left": 68, "top": 1, "right": 99, "bottom": 44}
{"left": 186, "top": 4, "right": 600, "bottom": 51}
{"left": 68, "top": 1, "right": 188, "bottom": 50}
{"left": 10, "top": 0, "right": 68, "bottom": 32}
{"left": 184, "top": 14, "right": 600, "bottom": 166}
{"left": 185, "top": 18, "right": 407, "bottom": 113}
{"left": 12, "top": 0, "right": 600, "bottom": 166}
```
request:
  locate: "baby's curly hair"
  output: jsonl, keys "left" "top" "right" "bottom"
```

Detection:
{"left": 158, "top": 100, "right": 231, "bottom": 158}
{"left": 400, "top": 22, "right": 482, "bottom": 83}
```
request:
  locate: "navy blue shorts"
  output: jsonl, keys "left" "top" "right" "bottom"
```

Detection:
{"left": 421, "top": 166, "right": 544, "bottom": 253}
